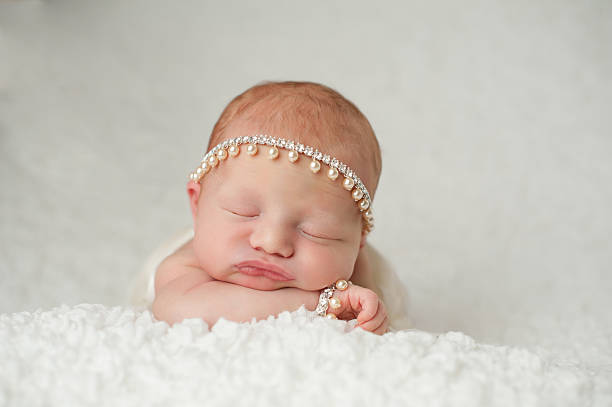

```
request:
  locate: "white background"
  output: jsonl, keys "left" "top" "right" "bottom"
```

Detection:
{"left": 1, "top": 0, "right": 610, "bottom": 359}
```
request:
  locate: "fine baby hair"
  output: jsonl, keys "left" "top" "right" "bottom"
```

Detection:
{"left": 203, "top": 81, "right": 382, "bottom": 201}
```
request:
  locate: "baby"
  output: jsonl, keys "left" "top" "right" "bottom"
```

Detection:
{"left": 152, "top": 81, "right": 389, "bottom": 335}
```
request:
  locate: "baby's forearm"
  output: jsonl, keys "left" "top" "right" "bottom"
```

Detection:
{"left": 153, "top": 275, "right": 320, "bottom": 326}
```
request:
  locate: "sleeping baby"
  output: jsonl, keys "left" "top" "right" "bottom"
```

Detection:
{"left": 152, "top": 81, "right": 396, "bottom": 335}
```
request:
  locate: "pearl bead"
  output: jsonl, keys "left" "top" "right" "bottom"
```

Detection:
{"left": 288, "top": 150, "right": 299, "bottom": 163}
{"left": 352, "top": 188, "right": 364, "bottom": 201}
{"left": 359, "top": 198, "right": 369, "bottom": 211}
{"left": 335, "top": 279, "right": 348, "bottom": 290}
{"left": 228, "top": 145, "right": 239, "bottom": 157}
{"left": 329, "top": 297, "right": 341, "bottom": 309}
{"left": 267, "top": 146, "right": 279, "bottom": 159}
{"left": 327, "top": 167, "right": 339, "bottom": 181}
{"left": 196, "top": 167, "right": 203, "bottom": 175}
{"left": 325, "top": 313, "right": 337, "bottom": 319}
{"left": 309, "top": 160, "right": 321, "bottom": 173}
{"left": 216, "top": 149, "right": 228, "bottom": 160}
{"left": 246, "top": 144, "right": 258, "bottom": 156}
{"left": 342, "top": 177, "right": 355, "bottom": 191}
{"left": 208, "top": 155, "right": 219, "bottom": 167}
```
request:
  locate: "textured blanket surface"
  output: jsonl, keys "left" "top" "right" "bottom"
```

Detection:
{"left": 1, "top": 304, "right": 610, "bottom": 407}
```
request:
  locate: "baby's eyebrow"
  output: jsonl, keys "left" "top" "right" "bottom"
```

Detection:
{"left": 217, "top": 181, "right": 257, "bottom": 198}
{"left": 303, "top": 207, "right": 353, "bottom": 228}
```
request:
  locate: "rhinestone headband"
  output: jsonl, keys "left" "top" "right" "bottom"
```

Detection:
{"left": 189, "top": 134, "right": 374, "bottom": 233}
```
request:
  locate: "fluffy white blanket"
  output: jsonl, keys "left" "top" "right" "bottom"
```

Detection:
{"left": 1, "top": 304, "right": 610, "bottom": 406}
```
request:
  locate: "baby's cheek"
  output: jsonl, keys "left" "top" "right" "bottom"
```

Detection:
{"left": 301, "top": 251, "right": 354, "bottom": 290}
{"left": 192, "top": 233, "right": 223, "bottom": 275}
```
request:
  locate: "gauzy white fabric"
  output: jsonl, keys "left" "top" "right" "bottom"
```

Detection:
{"left": 0, "top": 304, "right": 610, "bottom": 407}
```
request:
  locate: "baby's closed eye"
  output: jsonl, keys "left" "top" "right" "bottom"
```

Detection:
{"left": 223, "top": 207, "right": 259, "bottom": 218}
{"left": 298, "top": 225, "right": 343, "bottom": 241}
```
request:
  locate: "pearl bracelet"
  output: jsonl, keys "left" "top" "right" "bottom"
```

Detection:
{"left": 315, "top": 279, "right": 350, "bottom": 318}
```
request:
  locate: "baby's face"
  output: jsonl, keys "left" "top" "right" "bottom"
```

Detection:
{"left": 188, "top": 144, "right": 365, "bottom": 291}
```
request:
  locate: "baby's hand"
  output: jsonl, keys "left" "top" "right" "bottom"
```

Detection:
{"left": 328, "top": 283, "right": 389, "bottom": 335}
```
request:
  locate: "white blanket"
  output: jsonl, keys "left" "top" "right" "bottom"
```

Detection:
{"left": 1, "top": 304, "right": 610, "bottom": 406}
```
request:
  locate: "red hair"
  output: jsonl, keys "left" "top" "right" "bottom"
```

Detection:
{"left": 206, "top": 81, "right": 382, "bottom": 196}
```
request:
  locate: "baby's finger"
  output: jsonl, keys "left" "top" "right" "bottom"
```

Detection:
{"left": 354, "top": 291, "right": 379, "bottom": 324}
{"left": 372, "top": 316, "right": 389, "bottom": 336}
{"left": 357, "top": 301, "right": 386, "bottom": 332}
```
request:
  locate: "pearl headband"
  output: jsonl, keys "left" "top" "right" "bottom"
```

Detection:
{"left": 189, "top": 134, "right": 374, "bottom": 233}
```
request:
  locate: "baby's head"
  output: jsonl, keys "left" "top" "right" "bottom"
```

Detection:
{"left": 187, "top": 81, "right": 381, "bottom": 291}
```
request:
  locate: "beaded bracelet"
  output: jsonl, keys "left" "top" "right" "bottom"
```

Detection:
{"left": 315, "top": 279, "right": 351, "bottom": 318}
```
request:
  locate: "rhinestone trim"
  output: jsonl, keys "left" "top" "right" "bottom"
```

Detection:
{"left": 190, "top": 134, "right": 374, "bottom": 233}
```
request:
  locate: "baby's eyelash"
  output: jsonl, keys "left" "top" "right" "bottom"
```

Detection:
{"left": 224, "top": 208, "right": 258, "bottom": 218}
{"left": 300, "top": 228, "right": 339, "bottom": 241}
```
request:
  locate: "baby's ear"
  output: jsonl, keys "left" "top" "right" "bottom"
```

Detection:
{"left": 187, "top": 180, "right": 202, "bottom": 222}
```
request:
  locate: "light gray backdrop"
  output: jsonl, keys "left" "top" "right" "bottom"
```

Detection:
{"left": 1, "top": 0, "right": 610, "bottom": 361}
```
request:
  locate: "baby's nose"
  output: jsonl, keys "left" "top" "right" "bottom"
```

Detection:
{"left": 249, "top": 221, "right": 294, "bottom": 258}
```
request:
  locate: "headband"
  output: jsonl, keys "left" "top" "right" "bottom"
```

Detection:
{"left": 189, "top": 134, "right": 374, "bottom": 233}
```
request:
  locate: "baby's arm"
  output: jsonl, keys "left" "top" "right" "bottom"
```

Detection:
{"left": 154, "top": 272, "right": 319, "bottom": 326}
{"left": 152, "top": 245, "right": 319, "bottom": 325}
